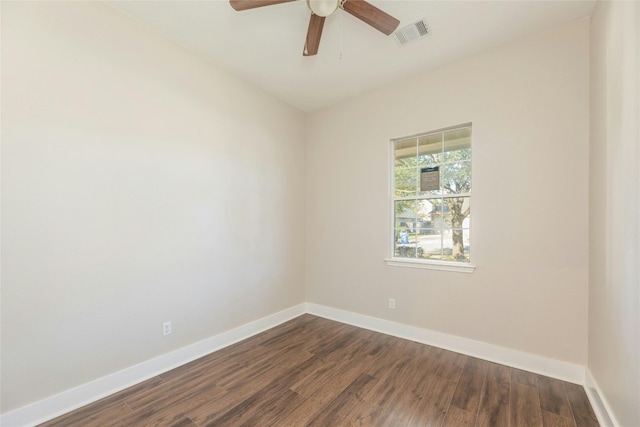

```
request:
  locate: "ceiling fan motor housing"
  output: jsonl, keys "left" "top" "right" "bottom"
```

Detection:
{"left": 306, "top": 0, "right": 339, "bottom": 17}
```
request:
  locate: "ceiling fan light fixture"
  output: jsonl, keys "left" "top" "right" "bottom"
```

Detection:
{"left": 306, "top": 0, "right": 338, "bottom": 17}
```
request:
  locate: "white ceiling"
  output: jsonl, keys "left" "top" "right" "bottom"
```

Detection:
{"left": 107, "top": 0, "right": 595, "bottom": 112}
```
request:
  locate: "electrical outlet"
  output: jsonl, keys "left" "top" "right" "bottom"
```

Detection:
{"left": 162, "top": 321, "right": 172, "bottom": 336}
{"left": 388, "top": 298, "right": 396, "bottom": 309}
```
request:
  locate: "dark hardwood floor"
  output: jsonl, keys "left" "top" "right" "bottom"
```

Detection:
{"left": 39, "top": 314, "right": 599, "bottom": 426}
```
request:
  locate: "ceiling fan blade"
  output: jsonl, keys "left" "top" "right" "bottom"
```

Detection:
{"left": 229, "top": 0, "right": 295, "bottom": 11}
{"left": 303, "top": 14, "right": 325, "bottom": 56}
{"left": 341, "top": 0, "right": 400, "bottom": 35}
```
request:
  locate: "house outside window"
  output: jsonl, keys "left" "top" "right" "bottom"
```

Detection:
{"left": 387, "top": 124, "right": 474, "bottom": 272}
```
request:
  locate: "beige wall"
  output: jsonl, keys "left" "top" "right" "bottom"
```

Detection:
{"left": 306, "top": 21, "right": 590, "bottom": 365}
{"left": 589, "top": 1, "right": 640, "bottom": 426}
{"left": 1, "top": 2, "right": 305, "bottom": 412}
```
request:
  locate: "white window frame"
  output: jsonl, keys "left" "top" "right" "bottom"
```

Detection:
{"left": 384, "top": 123, "right": 476, "bottom": 273}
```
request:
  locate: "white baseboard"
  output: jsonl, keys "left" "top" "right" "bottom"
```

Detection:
{"left": 584, "top": 369, "right": 619, "bottom": 427}
{"left": 0, "top": 304, "right": 307, "bottom": 427}
{"left": 3, "top": 302, "right": 609, "bottom": 427}
{"left": 307, "top": 303, "right": 585, "bottom": 384}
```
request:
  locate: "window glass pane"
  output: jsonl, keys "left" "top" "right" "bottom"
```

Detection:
{"left": 395, "top": 200, "right": 417, "bottom": 230}
{"left": 395, "top": 200, "right": 421, "bottom": 258}
{"left": 443, "top": 127, "right": 471, "bottom": 162}
{"left": 394, "top": 166, "right": 418, "bottom": 197}
{"left": 442, "top": 229, "right": 470, "bottom": 262}
{"left": 464, "top": 228, "right": 471, "bottom": 257}
{"left": 396, "top": 240, "right": 422, "bottom": 258}
{"left": 440, "top": 196, "right": 471, "bottom": 261}
{"left": 420, "top": 231, "right": 443, "bottom": 260}
{"left": 441, "top": 197, "right": 470, "bottom": 229}
{"left": 394, "top": 137, "right": 417, "bottom": 163}
{"left": 417, "top": 133, "right": 442, "bottom": 167}
{"left": 442, "top": 232, "right": 453, "bottom": 259}
{"left": 416, "top": 199, "right": 434, "bottom": 232}
{"left": 395, "top": 230, "right": 422, "bottom": 258}
{"left": 442, "top": 161, "right": 471, "bottom": 194}
{"left": 424, "top": 199, "right": 444, "bottom": 230}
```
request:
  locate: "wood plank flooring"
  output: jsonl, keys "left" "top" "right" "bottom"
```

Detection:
{"left": 39, "top": 314, "right": 599, "bottom": 427}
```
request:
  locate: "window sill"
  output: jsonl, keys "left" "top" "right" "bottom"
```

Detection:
{"left": 384, "top": 258, "right": 476, "bottom": 273}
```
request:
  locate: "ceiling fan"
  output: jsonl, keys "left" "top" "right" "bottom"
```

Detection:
{"left": 229, "top": 0, "right": 400, "bottom": 56}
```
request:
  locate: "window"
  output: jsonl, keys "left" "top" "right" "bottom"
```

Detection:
{"left": 387, "top": 124, "right": 474, "bottom": 271}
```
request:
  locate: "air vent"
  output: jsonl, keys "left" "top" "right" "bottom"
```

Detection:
{"left": 393, "top": 19, "right": 431, "bottom": 46}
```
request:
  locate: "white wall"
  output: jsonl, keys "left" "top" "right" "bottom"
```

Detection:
{"left": 305, "top": 21, "right": 590, "bottom": 365}
{"left": 1, "top": 1, "right": 305, "bottom": 413}
{"left": 588, "top": 1, "right": 640, "bottom": 426}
